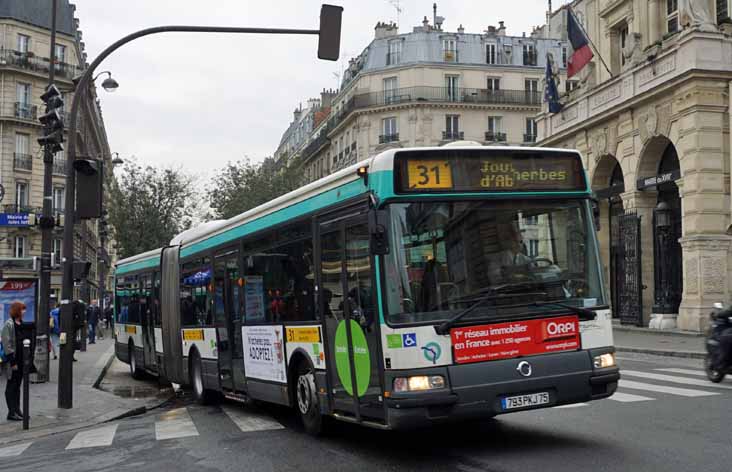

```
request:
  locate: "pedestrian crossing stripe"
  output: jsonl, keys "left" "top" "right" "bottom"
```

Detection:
{"left": 608, "top": 392, "right": 654, "bottom": 402}
{"left": 0, "top": 442, "right": 31, "bottom": 458}
{"left": 619, "top": 379, "right": 719, "bottom": 397}
{"left": 222, "top": 406, "right": 285, "bottom": 432}
{"left": 66, "top": 424, "right": 118, "bottom": 450}
{"left": 622, "top": 370, "right": 732, "bottom": 390}
{"left": 155, "top": 407, "right": 199, "bottom": 441}
{"left": 655, "top": 368, "right": 709, "bottom": 377}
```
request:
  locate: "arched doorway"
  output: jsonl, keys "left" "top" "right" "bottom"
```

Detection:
{"left": 652, "top": 143, "right": 683, "bottom": 313}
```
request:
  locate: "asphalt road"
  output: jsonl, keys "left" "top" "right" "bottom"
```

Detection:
{"left": 2, "top": 353, "right": 730, "bottom": 472}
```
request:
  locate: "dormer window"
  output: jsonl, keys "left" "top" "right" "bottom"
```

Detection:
{"left": 522, "top": 43, "right": 537, "bottom": 66}
{"left": 387, "top": 39, "right": 402, "bottom": 65}
{"left": 486, "top": 43, "right": 497, "bottom": 64}
{"left": 443, "top": 38, "right": 457, "bottom": 62}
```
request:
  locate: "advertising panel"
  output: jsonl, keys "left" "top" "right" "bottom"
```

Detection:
{"left": 242, "top": 325, "right": 286, "bottom": 383}
{"left": 0, "top": 280, "right": 37, "bottom": 323}
{"left": 451, "top": 316, "right": 580, "bottom": 365}
{"left": 244, "top": 276, "right": 265, "bottom": 322}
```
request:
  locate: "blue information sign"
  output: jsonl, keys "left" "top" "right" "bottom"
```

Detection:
{"left": 0, "top": 213, "right": 31, "bottom": 227}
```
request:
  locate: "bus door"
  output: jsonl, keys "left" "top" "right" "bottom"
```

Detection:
{"left": 319, "top": 213, "right": 384, "bottom": 422}
{"left": 214, "top": 250, "right": 243, "bottom": 391}
{"left": 141, "top": 273, "right": 156, "bottom": 370}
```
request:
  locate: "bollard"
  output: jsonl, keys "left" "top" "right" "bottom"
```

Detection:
{"left": 31, "top": 334, "right": 49, "bottom": 384}
{"left": 22, "top": 338, "right": 31, "bottom": 430}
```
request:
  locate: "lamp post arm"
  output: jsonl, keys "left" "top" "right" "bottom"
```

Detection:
{"left": 58, "top": 24, "right": 322, "bottom": 410}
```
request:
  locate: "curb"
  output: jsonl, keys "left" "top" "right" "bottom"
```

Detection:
{"left": 616, "top": 346, "right": 706, "bottom": 360}
{"left": 92, "top": 349, "right": 117, "bottom": 390}
{"left": 612, "top": 324, "right": 704, "bottom": 338}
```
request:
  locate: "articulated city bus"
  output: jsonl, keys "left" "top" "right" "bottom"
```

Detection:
{"left": 115, "top": 144, "right": 618, "bottom": 433}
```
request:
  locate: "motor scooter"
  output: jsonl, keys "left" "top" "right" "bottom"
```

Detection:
{"left": 704, "top": 302, "right": 732, "bottom": 383}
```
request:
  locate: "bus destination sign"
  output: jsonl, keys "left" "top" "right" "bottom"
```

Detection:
{"left": 397, "top": 150, "right": 586, "bottom": 193}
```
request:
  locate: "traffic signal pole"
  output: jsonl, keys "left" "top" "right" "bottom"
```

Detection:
{"left": 58, "top": 5, "right": 342, "bottom": 408}
{"left": 35, "top": 0, "right": 58, "bottom": 384}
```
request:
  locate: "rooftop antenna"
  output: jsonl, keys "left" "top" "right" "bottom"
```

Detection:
{"left": 387, "top": 0, "right": 402, "bottom": 29}
{"left": 433, "top": 3, "right": 437, "bottom": 30}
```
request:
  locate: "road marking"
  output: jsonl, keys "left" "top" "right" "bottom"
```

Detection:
{"left": 66, "top": 424, "right": 118, "bottom": 450}
{"left": 222, "top": 406, "right": 284, "bottom": 432}
{"left": 0, "top": 442, "right": 32, "bottom": 458}
{"left": 155, "top": 407, "right": 199, "bottom": 440}
{"left": 553, "top": 403, "right": 587, "bottom": 408}
{"left": 619, "top": 379, "right": 719, "bottom": 397}
{"left": 655, "top": 368, "right": 706, "bottom": 377}
{"left": 623, "top": 370, "right": 732, "bottom": 390}
{"left": 608, "top": 392, "right": 654, "bottom": 402}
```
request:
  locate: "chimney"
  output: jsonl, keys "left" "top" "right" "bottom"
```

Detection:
{"left": 457, "top": 24, "right": 464, "bottom": 34}
{"left": 375, "top": 21, "right": 398, "bottom": 39}
{"left": 498, "top": 21, "right": 506, "bottom": 36}
{"left": 320, "top": 88, "right": 336, "bottom": 108}
{"left": 423, "top": 16, "right": 430, "bottom": 29}
{"left": 293, "top": 107, "right": 302, "bottom": 121}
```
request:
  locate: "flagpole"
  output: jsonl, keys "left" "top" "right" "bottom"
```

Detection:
{"left": 568, "top": 7, "right": 613, "bottom": 78}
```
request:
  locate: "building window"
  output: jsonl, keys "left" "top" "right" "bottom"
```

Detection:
{"left": 15, "top": 133, "right": 30, "bottom": 155}
{"left": 16, "top": 82, "right": 31, "bottom": 105}
{"left": 387, "top": 39, "right": 402, "bottom": 65}
{"left": 54, "top": 44, "right": 66, "bottom": 66}
{"left": 53, "top": 238, "right": 63, "bottom": 262}
{"left": 16, "top": 182, "right": 29, "bottom": 210}
{"left": 718, "top": 0, "right": 730, "bottom": 23}
{"left": 561, "top": 46, "right": 568, "bottom": 68}
{"left": 444, "top": 115, "right": 461, "bottom": 140}
{"left": 525, "top": 118, "right": 537, "bottom": 142}
{"left": 53, "top": 187, "right": 65, "bottom": 213}
{"left": 486, "top": 116, "right": 504, "bottom": 142}
{"left": 486, "top": 43, "right": 497, "bottom": 64}
{"left": 487, "top": 77, "right": 500, "bottom": 91}
{"left": 443, "top": 38, "right": 457, "bottom": 62}
{"left": 445, "top": 75, "right": 460, "bottom": 101}
{"left": 381, "top": 117, "right": 398, "bottom": 143}
{"left": 528, "top": 239, "right": 540, "bottom": 257}
{"left": 565, "top": 80, "right": 580, "bottom": 93}
{"left": 525, "top": 215, "right": 538, "bottom": 225}
{"left": 667, "top": 0, "right": 679, "bottom": 33}
{"left": 14, "top": 236, "right": 26, "bottom": 258}
{"left": 17, "top": 34, "right": 30, "bottom": 54}
{"left": 523, "top": 43, "right": 537, "bottom": 65}
{"left": 383, "top": 76, "right": 398, "bottom": 103}
{"left": 525, "top": 78, "right": 539, "bottom": 103}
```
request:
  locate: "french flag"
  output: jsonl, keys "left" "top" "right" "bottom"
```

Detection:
{"left": 567, "top": 10, "right": 593, "bottom": 78}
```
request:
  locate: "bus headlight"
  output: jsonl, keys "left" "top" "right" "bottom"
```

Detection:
{"left": 593, "top": 353, "right": 616, "bottom": 369}
{"left": 393, "top": 375, "right": 445, "bottom": 393}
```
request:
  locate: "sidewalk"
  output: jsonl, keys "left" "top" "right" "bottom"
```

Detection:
{"left": 0, "top": 336, "right": 169, "bottom": 446}
{"left": 613, "top": 322, "right": 706, "bottom": 359}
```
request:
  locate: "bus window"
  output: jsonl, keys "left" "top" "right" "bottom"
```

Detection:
{"left": 153, "top": 273, "right": 161, "bottom": 328}
{"left": 345, "top": 223, "right": 374, "bottom": 332}
{"left": 320, "top": 230, "right": 343, "bottom": 321}
{"left": 180, "top": 258, "right": 212, "bottom": 327}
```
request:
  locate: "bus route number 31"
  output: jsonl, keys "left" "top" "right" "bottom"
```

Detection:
{"left": 407, "top": 160, "right": 453, "bottom": 189}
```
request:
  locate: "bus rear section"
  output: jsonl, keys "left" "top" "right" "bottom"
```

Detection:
{"left": 370, "top": 149, "right": 618, "bottom": 428}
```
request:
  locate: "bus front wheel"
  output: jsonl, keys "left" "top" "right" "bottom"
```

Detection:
{"left": 129, "top": 343, "right": 143, "bottom": 380}
{"left": 296, "top": 362, "right": 323, "bottom": 435}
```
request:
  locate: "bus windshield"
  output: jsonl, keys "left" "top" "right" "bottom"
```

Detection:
{"left": 383, "top": 199, "right": 605, "bottom": 325}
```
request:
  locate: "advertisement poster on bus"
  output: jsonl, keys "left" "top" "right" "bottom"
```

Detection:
{"left": 242, "top": 325, "right": 286, "bottom": 383}
{"left": 244, "top": 276, "right": 265, "bottom": 322}
{"left": 450, "top": 316, "right": 580, "bottom": 364}
{"left": 0, "top": 280, "right": 37, "bottom": 324}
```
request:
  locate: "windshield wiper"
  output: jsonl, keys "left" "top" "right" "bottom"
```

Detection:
{"left": 530, "top": 301, "right": 597, "bottom": 321}
{"left": 435, "top": 293, "right": 511, "bottom": 335}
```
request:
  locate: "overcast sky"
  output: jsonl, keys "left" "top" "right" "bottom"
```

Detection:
{"left": 71, "top": 0, "right": 571, "bottom": 176}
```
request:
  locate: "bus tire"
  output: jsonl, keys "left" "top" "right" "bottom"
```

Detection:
{"left": 129, "top": 342, "right": 143, "bottom": 380}
{"left": 190, "top": 350, "right": 218, "bottom": 405}
{"left": 295, "top": 361, "right": 323, "bottom": 435}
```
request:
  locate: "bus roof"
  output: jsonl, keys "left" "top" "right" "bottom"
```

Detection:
{"left": 115, "top": 247, "right": 162, "bottom": 275}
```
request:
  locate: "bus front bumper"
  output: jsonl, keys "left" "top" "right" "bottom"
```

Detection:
{"left": 384, "top": 348, "right": 619, "bottom": 430}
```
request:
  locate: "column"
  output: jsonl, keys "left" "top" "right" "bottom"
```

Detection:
{"left": 648, "top": 0, "right": 661, "bottom": 45}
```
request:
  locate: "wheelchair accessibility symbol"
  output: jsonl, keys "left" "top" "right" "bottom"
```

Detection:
{"left": 402, "top": 333, "right": 417, "bottom": 348}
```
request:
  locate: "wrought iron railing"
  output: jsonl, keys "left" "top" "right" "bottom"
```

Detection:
{"left": 0, "top": 49, "right": 82, "bottom": 80}
{"left": 3, "top": 204, "right": 38, "bottom": 214}
{"left": 53, "top": 157, "right": 66, "bottom": 175}
{"left": 485, "top": 131, "right": 507, "bottom": 142}
{"left": 379, "top": 133, "right": 399, "bottom": 144}
{"left": 442, "top": 131, "right": 464, "bottom": 141}
{"left": 13, "top": 153, "right": 33, "bottom": 171}
{"left": 524, "top": 133, "right": 537, "bottom": 143}
{"left": 14, "top": 102, "right": 37, "bottom": 120}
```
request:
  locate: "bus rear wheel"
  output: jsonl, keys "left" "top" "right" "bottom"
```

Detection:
{"left": 296, "top": 362, "right": 323, "bottom": 435}
{"left": 190, "top": 351, "right": 218, "bottom": 405}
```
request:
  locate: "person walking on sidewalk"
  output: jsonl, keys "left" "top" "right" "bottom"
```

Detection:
{"left": 1, "top": 302, "right": 27, "bottom": 421}
{"left": 49, "top": 303, "right": 61, "bottom": 360}
{"left": 87, "top": 300, "right": 100, "bottom": 345}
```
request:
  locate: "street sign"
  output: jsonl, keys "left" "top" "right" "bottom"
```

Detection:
{"left": 0, "top": 213, "right": 31, "bottom": 226}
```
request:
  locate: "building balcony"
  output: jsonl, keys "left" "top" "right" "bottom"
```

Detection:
{"left": 13, "top": 153, "right": 33, "bottom": 171}
{"left": 0, "top": 50, "right": 82, "bottom": 81}
{"left": 328, "top": 86, "right": 541, "bottom": 133}
{"left": 523, "top": 133, "right": 537, "bottom": 143}
{"left": 379, "top": 133, "right": 399, "bottom": 144}
{"left": 485, "top": 131, "right": 507, "bottom": 142}
{"left": 14, "top": 102, "right": 37, "bottom": 121}
{"left": 3, "top": 204, "right": 38, "bottom": 214}
{"left": 442, "top": 131, "right": 464, "bottom": 141}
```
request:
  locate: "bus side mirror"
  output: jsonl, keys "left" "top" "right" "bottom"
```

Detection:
{"left": 369, "top": 210, "right": 390, "bottom": 255}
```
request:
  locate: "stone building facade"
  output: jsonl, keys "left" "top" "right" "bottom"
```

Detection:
{"left": 535, "top": 0, "right": 732, "bottom": 331}
{"left": 0, "top": 0, "right": 116, "bottom": 303}
{"left": 280, "top": 14, "right": 571, "bottom": 184}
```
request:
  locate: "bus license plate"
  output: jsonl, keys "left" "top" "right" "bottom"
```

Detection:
{"left": 501, "top": 392, "right": 550, "bottom": 410}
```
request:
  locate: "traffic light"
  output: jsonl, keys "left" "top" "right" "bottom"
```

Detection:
{"left": 72, "top": 260, "right": 92, "bottom": 282}
{"left": 38, "top": 85, "right": 65, "bottom": 153}
{"left": 74, "top": 159, "right": 103, "bottom": 219}
{"left": 317, "top": 4, "right": 343, "bottom": 61}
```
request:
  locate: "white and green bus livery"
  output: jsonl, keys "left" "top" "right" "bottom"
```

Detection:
{"left": 115, "top": 144, "right": 618, "bottom": 433}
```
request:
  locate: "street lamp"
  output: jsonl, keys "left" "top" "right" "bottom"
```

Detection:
{"left": 111, "top": 152, "right": 124, "bottom": 166}
{"left": 93, "top": 71, "right": 119, "bottom": 93}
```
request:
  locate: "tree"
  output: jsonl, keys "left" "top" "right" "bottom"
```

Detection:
{"left": 108, "top": 160, "right": 199, "bottom": 259}
{"left": 209, "top": 157, "right": 302, "bottom": 219}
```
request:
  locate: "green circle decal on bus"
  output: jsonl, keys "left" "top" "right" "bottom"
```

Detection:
{"left": 334, "top": 319, "right": 371, "bottom": 397}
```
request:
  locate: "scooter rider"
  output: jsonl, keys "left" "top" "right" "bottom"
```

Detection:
{"left": 713, "top": 304, "right": 732, "bottom": 371}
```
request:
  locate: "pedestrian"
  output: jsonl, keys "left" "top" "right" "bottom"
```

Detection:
{"left": 1, "top": 302, "right": 27, "bottom": 421}
{"left": 49, "top": 303, "right": 61, "bottom": 360}
{"left": 87, "top": 299, "right": 100, "bottom": 345}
